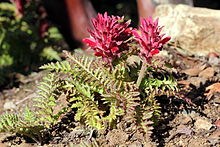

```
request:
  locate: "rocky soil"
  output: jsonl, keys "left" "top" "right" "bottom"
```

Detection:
{"left": 0, "top": 4, "right": 220, "bottom": 147}
{"left": 0, "top": 44, "right": 219, "bottom": 147}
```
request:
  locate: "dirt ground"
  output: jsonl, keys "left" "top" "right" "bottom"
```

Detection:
{"left": 0, "top": 45, "right": 219, "bottom": 147}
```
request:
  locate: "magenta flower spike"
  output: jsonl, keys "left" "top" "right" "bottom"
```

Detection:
{"left": 83, "top": 12, "right": 132, "bottom": 65}
{"left": 132, "top": 17, "right": 171, "bottom": 63}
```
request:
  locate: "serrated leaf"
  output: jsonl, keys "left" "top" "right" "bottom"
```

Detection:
{"left": 47, "top": 101, "right": 57, "bottom": 106}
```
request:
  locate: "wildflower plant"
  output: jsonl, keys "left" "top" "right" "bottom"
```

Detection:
{"left": 63, "top": 13, "right": 176, "bottom": 134}
{"left": 0, "top": 12, "right": 177, "bottom": 143}
{"left": 133, "top": 17, "right": 171, "bottom": 87}
{"left": 83, "top": 12, "right": 132, "bottom": 65}
{"left": 132, "top": 17, "right": 171, "bottom": 63}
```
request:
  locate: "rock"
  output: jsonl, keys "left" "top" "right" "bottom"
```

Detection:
{"left": 182, "top": 68, "right": 202, "bottom": 76}
{"left": 128, "top": 141, "right": 142, "bottom": 147}
{"left": 207, "top": 129, "right": 220, "bottom": 145}
{"left": 154, "top": 4, "right": 220, "bottom": 56}
{"left": 208, "top": 52, "right": 219, "bottom": 58}
{"left": 208, "top": 52, "right": 220, "bottom": 65}
{"left": 205, "top": 83, "right": 220, "bottom": 100}
{"left": 3, "top": 101, "right": 16, "bottom": 110}
{"left": 208, "top": 56, "right": 220, "bottom": 66}
{"left": 199, "top": 67, "right": 215, "bottom": 79}
{"left": 177, "top": 80, "right": 191, "bottom": 86}
{"left": 176, "top": 125, "right": 192, "bottom": 135}
{"left": 182, "top": 109, "right": 199, "bottom": 118}
{"left": 194, "top": 118, "right": 213, "bottom": 130}
{"left": 187, "top": 77, "right": 206, "bottom": 87}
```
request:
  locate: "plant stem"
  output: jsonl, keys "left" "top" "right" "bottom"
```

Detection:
{"left": 136, "top": 63, "right": 147, "bottom": 87}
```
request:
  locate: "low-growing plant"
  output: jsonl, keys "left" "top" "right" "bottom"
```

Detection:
{"left": 0, "top": 12, "right": 178, "bottom": 144}
{"left": 0, "top": 73, "right": 68, "bottom": 144}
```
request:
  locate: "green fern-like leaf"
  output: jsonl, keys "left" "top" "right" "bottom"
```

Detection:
{"left": 40, "top": 60, "right": 72, "bottom": 73}
{"left": 40, "top": 47, "right": 61, "bottom": 61}
{"left": 0, "top": 109, "right": 44, "bottom": 143}
{"left": 139, "top": 110, "right": 154, "bottom": 134}
{"left": 0, "top": 72, "right": 69, "bottom": 143}
{"left": 69, "top": 82, "right": 105, "bottom": 129}
{"left": 63, "top": 51, "right": 135, "bottom": 92}
{"left": 142, "top": 72, "right": 178, "bottom": 97}
{"left": 23, "top": 107, "right": 39, "bottom": 124}
{"left": 37, "top": 51, "right": 179, "bottom": 136}
{"left": 33, "top": 73, "right": 68, "bottom": 127}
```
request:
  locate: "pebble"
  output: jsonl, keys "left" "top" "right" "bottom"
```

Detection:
{"left": 177, "top": 125, "right": 192, "bottom": 135}
{"left": 3, "top": 101, "right": 16, "bottom": 110}
{"left": 199, "top": 67, "right": 215, "bottom": 79}
{"left": 194, "top": 118, "right": 213, "bottom": 130}
{"left": 208, "top": 52, "right": 220, "bottom": 66}
{"left": 128, "top": 141, "right": 143, "bottom": 147}
{"left": 182, "top": 109, "right": 199, "bottom": 118}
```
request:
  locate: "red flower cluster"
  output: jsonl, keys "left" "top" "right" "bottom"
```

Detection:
{"left": 132, "top": 17, "right": 171, "bottom": 63}
{"left": 83, "top": 12, "right": 132, "bottom": 64}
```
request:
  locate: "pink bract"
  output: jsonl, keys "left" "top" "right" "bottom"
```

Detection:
{"left": 83, "top": 12, "right": 132, "bottom": 65}
{"left": 132, "top": 17, "right": 171, "bottom": 63}
{"left": 13, "top": 0, "right": 24, "bottom": 17}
